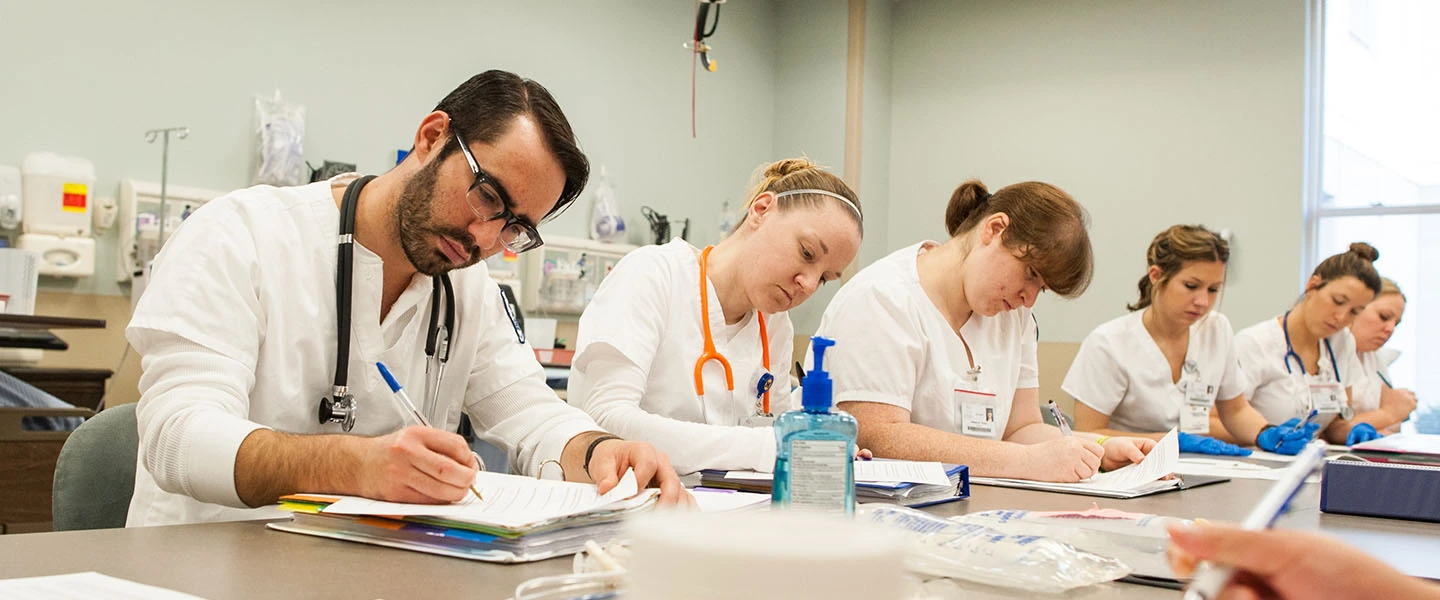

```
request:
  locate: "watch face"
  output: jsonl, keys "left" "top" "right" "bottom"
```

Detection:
{"left": 1342, "top": 406, "right": 1355, "bottom": 420}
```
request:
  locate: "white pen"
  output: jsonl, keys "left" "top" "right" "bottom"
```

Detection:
{"left": 1182, "top": 439, "right": 1328, "bottom": 600}
{"left": 1047, "top": 400, "right": 1072, "bottom": 436}
{"left": 377, "top": 361, "right": 483, "bottom": 501}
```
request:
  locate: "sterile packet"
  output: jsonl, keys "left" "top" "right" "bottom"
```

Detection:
{"left": 861, "top": 504, "right": 1132, "bottom": 594}
{"left": 951, "top": 505, "right": 1191, "bottom": 582}
{"left": 253, "top": 91, "right": 307, "bottom": 187}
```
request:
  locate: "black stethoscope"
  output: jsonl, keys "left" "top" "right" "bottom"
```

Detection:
{"left": 1281, "top": 310, "right": 1340, "bottom": 381}
{"left": 317, "top": 175, "right": 455, "bottom": 432}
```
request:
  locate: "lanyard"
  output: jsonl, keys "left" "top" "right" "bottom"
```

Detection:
{"left": 1281, "top": 310, "right": 1339, "bottom": 382}
{"left": 693, "top": 245, "right": 772, "bottom": 414}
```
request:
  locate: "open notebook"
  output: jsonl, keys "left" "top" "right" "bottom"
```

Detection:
{"left": 970, "top": 430, "right": 1226, "bottom": 499}
{"left": 268, "top": 469, "right": 659, "bottom": 563}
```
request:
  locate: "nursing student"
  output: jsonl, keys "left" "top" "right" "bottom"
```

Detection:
{"left": 1235, "top": 243, "right": 1388, "bottom": 446}
{"left": 814, "top": 180, "right": 1154, "bottom": 483}
{"left": 1348, "top": 278, "right": 1416, "bottom": 434}
{"left": 568, "top": 158, "right": 863, "bottom": 474}
{"left": 1063, "top": 225, "right": 1317, "bottom": 456}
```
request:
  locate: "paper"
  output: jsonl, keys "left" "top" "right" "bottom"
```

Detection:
{"left": 1351, "top": 432, "right": 1440, "bottom": 456}
{"left": 725, "top": 461, "right": 950, "bottom": 486}
{"left": 854, "top": 461, "right": 951, "bottom": 486}
{"left": 1245, "top": 449, "right": 1300, "bottom": 463}
{"left": 971, "top": 430, "right": 1180, "bottom": 497}
{"left": 0, "top": 572, "right": 205, "bottom": 600}
{"left": 691, "top": 488, "right": 771, "bottom": 512}
{"left": 1174, "top": 458, "right": 1287, "bottom": 480}
{"left": 322, "top": 469, "right": 648, "bottom": 529}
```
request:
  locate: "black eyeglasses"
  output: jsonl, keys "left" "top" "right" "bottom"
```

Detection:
{"left": 453, "top": 130, "right": 544, "bottom": 253}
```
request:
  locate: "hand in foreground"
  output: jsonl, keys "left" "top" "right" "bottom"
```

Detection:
{"left": 1256, "top": 419, "right": 1320, "bottom": 455}
{"left": 1167, "top": 522, "right": 1440, "bottom": 600}
{"left": 1179, "top": 432, "right": 1253, "bottom": 457}
{"left": 1099, "top": 436, "right": 1158, "bottom": 471}
{"left": 357, "top": 426, "right": 478, "bottom": 504}
{"left": 1025, "top": 437, "right": 1102, "bottom": 483}
{"left": 1346, "top": 422, "right": 1381, "bottom": 446}
{"left": 586, "top": 438, "right": 695, "bottom": 508}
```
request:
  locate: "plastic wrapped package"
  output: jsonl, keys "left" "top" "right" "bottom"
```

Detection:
{"left": 951, "top": 506, "right": 1190, "bottom": 581}
{"left": 860, "top": 505, "right": 1131, "bottom": 594}
{"left": 253, "top": 92, "right": 307, "bottom": 186}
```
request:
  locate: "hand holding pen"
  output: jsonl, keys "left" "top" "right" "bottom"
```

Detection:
{"left": 377, "top": 362, "right": 485, "bottom": 502}
{"left": 1256, "top": 410, "right": 1321, "bottom": 455}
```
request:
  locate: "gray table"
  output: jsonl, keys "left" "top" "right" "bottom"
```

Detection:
{"left": 1, "top": 478, "right": 1437, "bottom": 599}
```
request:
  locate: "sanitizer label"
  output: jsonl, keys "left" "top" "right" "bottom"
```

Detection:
{"left": 788, "top": 439, "right": 849, "bottom": 511}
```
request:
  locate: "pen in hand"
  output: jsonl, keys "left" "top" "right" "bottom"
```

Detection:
{"left": 1047, "top": 400, "right": 1073, "bottom": 436}
{"left": 377, "top": 361, "right": 484, "bottom": 502}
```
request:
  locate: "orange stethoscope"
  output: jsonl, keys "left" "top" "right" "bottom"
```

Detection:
{"left": 694, "top": 245, "right": 774, "bottom": 415}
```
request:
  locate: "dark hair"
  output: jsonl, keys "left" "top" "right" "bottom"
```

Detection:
{"left": 945, "top": 180, "right": 1092, "bottom": 297}
{"left": 1311, "top": 242, "right": 1381, "bottom": 296}
{"left": 732, "top": 157, "right": 862, "bottom": 233}
{"left": 433, "top": 70, "right": 589, "bottom": 222}
{"left": 1128, "top": 225, "right": 1230, "bottom": 311}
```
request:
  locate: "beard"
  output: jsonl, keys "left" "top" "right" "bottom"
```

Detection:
{"left": 395, "top": 158, "right": 481, "bottom": 276}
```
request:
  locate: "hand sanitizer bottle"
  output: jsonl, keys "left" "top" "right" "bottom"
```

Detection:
{"left": 772, "top": 336, "right": 857, "bottom": 514}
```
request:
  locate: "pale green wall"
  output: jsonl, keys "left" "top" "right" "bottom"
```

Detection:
{"left": 885, "top": 0, "right": 1309, "bottom": 341}
{"left": 0, "top": 1, "right": 786, "bottom": 296}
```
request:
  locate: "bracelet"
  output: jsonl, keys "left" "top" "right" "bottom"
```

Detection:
{"left": 1093, "top": 435, "right": 1111, "bottom": 446}
{"left": 583, "top": 434, "right": 623, "bottom": 478}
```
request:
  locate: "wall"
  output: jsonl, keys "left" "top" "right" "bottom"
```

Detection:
{"left": 886, "top": 0, "right": 1310, "bottom": 342}
{"left": 0, "top": 0, "right": 784, "bottom": 297}
{"left": 770, "top": 0, "right": 850, "bottom": 336}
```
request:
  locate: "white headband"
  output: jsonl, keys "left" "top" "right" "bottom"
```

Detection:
{"left": 774, "top": 188, "right": 862, "bottom": 222}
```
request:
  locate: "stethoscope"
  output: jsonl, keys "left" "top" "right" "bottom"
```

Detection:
{"left": 317, "top": 175, "right": 456, "bottom": 432}
{"left": 1280, "top": 310, "right": 1340, "bottom": 382}
{"left": 693, "top": 245, "right": 775, "bottom": 417}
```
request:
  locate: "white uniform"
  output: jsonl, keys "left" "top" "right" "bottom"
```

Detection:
{"left": 568, "top": 239, "right": 794, "bottom": 475}
{"left": 814, "top": 242, "right": 1038, "bottom": 440}
{"left": 1350, "top": 347, "right": 1401, "bottom": 413}
{"left": 1234, "top": 317, "right": 1362, "bottom": 430}
{"left": 1063, "top": 311, "right": 1249, "bottom": 434}
{"left": 126, "top": 179, "right": 599, "bottom": 526}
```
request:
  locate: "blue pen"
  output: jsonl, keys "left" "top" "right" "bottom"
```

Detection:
{"left": 377, "top": 362, "right": 431, "bottom": 427}
{"left": 377, "top": 362, "right": 483, "bottom": 501}
{"left": 1299, "top": 409, "right": 1320, "bottom": 429}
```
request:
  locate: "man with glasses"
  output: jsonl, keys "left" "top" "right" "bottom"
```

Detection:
{"left": 125, "top": 70, "right": 691, "bottom": 527}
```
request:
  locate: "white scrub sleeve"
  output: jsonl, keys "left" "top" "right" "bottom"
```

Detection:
{"left": 1060, "top": 330, "right": 1129, "bottom": 416}
{"left": 1214, "top": 318, "right": 1250, "bottom": 401}
{"left": 1020, "top": 311, "right": 1040, "bottom": 389}
{"left": 574, "top": 345, "right": 777, "bottom": 474}
{"left": 815, "top": 283, "right": 926, "bottom": 410}
{"left": 126, "top": 201, "right": 268, "bottom": 508}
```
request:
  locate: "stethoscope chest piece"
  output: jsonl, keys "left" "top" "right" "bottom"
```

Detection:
{"left": 319, "top": 388, "right": 357, "bottom": 432}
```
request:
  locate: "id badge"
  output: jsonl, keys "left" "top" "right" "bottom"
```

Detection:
{"left": 1180, "top": 379, "right": 1216, "bottom": 435}
{"left": 744, "top": 365, "right": 777, "bottom": 426}
{"left": 954, "top": 376, "right": 999, "bottom": 439}
{"left": 1306, "top": 375, "right": 1344, "bottom": 415}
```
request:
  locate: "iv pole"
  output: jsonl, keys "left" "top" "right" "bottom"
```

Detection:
{"left": 143, "top": 126, "right": 189, "bottom": 248}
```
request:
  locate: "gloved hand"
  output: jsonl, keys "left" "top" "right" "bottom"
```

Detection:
{"left": 1256, "top": 418, "right": 1321, "bottom": 455}
{"left": 1178, "top": 432, "right": 1253, "bottom": 456}
{"left": 1346, "top": 422, "right": 1381, "bottom": 446}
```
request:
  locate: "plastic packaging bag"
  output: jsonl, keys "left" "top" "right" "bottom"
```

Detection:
{"left": 253, "top": 91, "right": 307, "bottom": 186}
{"left": 589, "top": 166, "right": 625, "bottom": 242}
{"left": 952, "top": 506, "right": 1190, "bottom": 582}
{"left": 860, "top": 504, "right": 1131, "bottom": 594}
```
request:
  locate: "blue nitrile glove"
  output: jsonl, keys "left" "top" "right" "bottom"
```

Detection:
{"left": 1256, "top": 418, "right": 1321, "bottom": 455}
{"left": 1346, "top": 422, "right": 1380, "bottom": 446}
{"left": 1178, "top": 432, "right": 1253, "bottom": 456}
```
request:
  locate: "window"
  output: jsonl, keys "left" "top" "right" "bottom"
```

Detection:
{"left": 1308, "top": 0, "right": 1440, "bottom": 431}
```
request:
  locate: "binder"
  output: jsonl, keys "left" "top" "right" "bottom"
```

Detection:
{"left": 698, "top": 463, "right": 970, "bottom": 508}
{"left": 1320, "top": 458, "right": 1440, "bottom": 523}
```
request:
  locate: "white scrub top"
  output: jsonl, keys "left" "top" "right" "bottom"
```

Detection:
{"left": 568, "top": 239, "right": 794, "bottom": 475}
{"left": 1234, "top": 316, "right": 1362, "bottom": 429}
{"left": 814, "top": 242, "right": 1038, "bottom": 441}
{"left": 126, "top": 178, "right": 599, "bottom": 526}
{"left": 1351, "top": 347, "right": 1401, "bottom": 413}
{"left": 1063, "top": 311, "right": 1248, "bottom": 433}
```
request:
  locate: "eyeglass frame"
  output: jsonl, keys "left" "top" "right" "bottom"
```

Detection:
{"left": 452, "top": 129, "right": 545, "bottom": 253}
